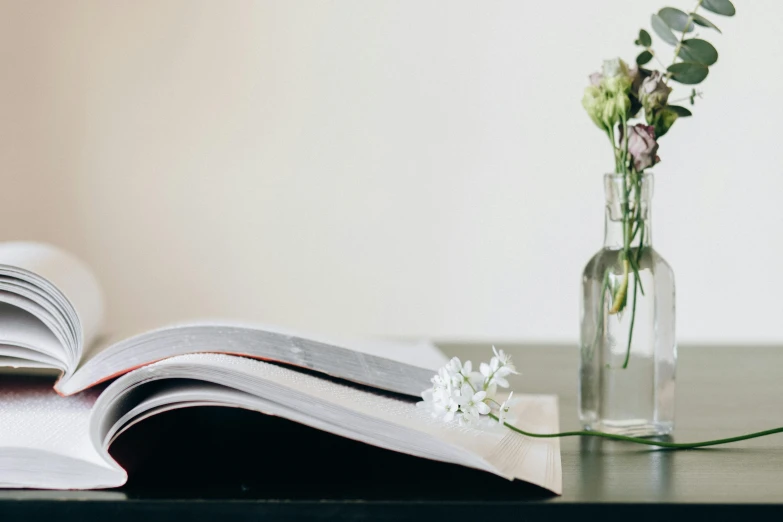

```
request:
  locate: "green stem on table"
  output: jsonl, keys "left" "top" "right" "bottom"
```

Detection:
{"left": 489, "top": 413, "right": 783, "bottom": 450}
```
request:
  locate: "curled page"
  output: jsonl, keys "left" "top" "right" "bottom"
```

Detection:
{"left": 0, "top": 242, "right": 104, "bottom": 373}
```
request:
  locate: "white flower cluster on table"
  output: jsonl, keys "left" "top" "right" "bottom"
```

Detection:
{"left": 418, "top": 347, "right": 519, "bottom": 428}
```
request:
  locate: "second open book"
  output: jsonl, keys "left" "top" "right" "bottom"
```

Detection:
{"left": 0, "top": 242, "right": 562, "bottom": 493}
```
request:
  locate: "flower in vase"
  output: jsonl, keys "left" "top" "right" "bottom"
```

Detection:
{"left": 582, "top": 58, "right": 634, "bottom": 131}
{"left": 601, "top": 58, "right": 634, "bottom": 95}
{"left": 622, "top": 124, "right": 660, "bottom": 171}
{"left": 582, "top": 85, "right": 606, "bottom": 130}
{"left": 639, "top": 71, "right": 672, "bottom": 113}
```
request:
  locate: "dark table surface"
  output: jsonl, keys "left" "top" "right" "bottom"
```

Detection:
{"left": 2, "top": 344, "right": 783, "bottom": 521}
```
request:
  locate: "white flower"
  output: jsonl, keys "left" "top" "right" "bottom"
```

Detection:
{"left": 452, "top": 384, "right": 491, "bottom": 425}
{"left": 420, "top": 348, "right": 518, "bottom": 429}
{"left": 496, "top": 392, "right": 514, "bottom": 426}
{"left": 492, "top": 346, "right": 518, "bottom": 375}
{"left": 479, "top": 347, "right": 518, "bottom": 389}
{"left": 445, "top": 356, "right": 483, "bottom": 386}
{"left": 446, "top": 357, "right": 468, "bottom": 376}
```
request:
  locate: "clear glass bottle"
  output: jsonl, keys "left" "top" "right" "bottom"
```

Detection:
{"left": 579, "top": 172, "right": 676, "bottom": 437}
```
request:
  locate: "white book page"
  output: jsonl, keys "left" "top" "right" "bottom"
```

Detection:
{"left": 0, "top": 242, "right": 104, "bottom": 360}
{"left": 87, "top": 320, "right": 448, "bottom": 370}
{"left": 0, "top": 303, "right": 65, "bottom": 362}
{"left": 0, "top": 377, "right": 124, "bottom": 489}
{"left": 62, "top": 321, "right": 445, "bottom": 396}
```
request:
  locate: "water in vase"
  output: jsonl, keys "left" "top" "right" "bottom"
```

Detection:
{"left": 579, "top": 173, "right": 676, "bottom": 437}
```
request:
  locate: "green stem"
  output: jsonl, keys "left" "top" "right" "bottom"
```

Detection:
{"left": 608, "top": 127, "right": 620, "bottom": 172}
{"left": 490, "top": 413, "right": 783, "bottom": 450}
{"left": 632, "top": 175, "right": 645, "bottom": 297}
{"left": 622, "top": 275, "right": 638, "bottom": 369}
{"left": 584, "top": 269, "right": 612, "bottom": 362}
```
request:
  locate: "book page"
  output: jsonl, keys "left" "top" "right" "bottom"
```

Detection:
{"left": 62, "top": 322, "right": 445, "bottom": 396}
{"left": 0, "top": 242, "right": 104, "bottom": 360}
{"left": 0, "top": 376, "right": 124, "bottom": 489}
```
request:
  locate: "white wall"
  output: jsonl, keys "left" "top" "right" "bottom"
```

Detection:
{"left": 0, "top": 0, "right": 780, "bottom": 343}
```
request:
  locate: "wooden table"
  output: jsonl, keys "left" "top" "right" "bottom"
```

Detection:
{"left": 1, "top": 345, "right": 782, "bottom": 520}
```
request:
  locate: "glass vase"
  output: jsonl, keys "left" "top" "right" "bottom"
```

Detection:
{"left": 579, "top": 172, "right": 676, "bottom": 437}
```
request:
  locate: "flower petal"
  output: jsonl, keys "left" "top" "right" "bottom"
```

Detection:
{"left": 477, "top": 402, "right": 491, "bottom": 415}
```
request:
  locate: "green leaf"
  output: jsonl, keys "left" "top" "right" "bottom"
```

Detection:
{"left": 651, "top": 13, "right": 678, "bottom": 45}
{"left": 667, "top": 62, "right": 709, "bottom": 84}
{"left": 636, "top": 50, "right": 653, "bottom": 65}
{"left": 667, "top": 105, "right": 693, "bottom": 117}
{"left": 659, "top": 7, "right": 694, "bottom": 32}
{"left": 679, "top": 39, "right": 718, "bottom": 65}
{"left": 691, "top": 13, "right": 722, "bottom": 33}
{"left": 702, "top": 0, "right": 736, "bottom": 16}
{"left": 639, "top": 29, "right": 652, "bottom": 47}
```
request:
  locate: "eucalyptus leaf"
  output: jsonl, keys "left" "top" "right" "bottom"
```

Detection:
{"left": 636, "top": 50, "right": 653, "bottom": 65}
{"left": 702, "top": 0, "right": 736, "bottom": 16}
{"left": 651, "top": 13, "right": 679, "bottom": 45}
{"left": 639, "top": 29, "right": 652, "bottom": 47}
{"left": 691, "top": 12, "right": 722, "bottom": 33}
{"left": 679, "top": 39, "right": 718, "bottom": 65}
{"left": 659, "top": 7, "right": 694, "bottom": 32}
{"left": 667, "top": 105, "right": 693, "bottom": 117}
{"left": 668, "top": 62, "right": 709, "bottom": 84}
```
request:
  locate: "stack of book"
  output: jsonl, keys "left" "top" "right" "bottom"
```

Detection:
{"left": 0, "top": 242, "right": 561, "bottom": 493}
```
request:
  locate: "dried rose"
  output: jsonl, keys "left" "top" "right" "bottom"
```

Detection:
{"left": 639, "top": 71, "right": 672, "bottom": 113}
{"left": 622, "top": 124, "right": 660, "bottom": 171}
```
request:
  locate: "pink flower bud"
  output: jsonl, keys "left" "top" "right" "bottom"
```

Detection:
{"left": 622, "top": 124, "right": 660, "bottom": 172}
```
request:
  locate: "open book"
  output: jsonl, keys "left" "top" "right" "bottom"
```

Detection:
{"left": 0, "top": 242, "right": 562, "bottom": 493}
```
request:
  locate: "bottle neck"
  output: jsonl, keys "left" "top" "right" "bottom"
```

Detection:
{"left": 603, "top": 173, "right": 653, "bottom": 250}
{"left": 604, "top": 212, "right": 652, "bottom": 249}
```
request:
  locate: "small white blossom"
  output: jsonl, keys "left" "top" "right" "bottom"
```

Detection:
{"left": 455, "top": 384, "right": 490, "bottom": 416}
{"left": 496, "top": 392, "right": 514, "bottom": 426}
{"left": 419, "top": 348, "right": 520, "bottom": 430}
{"left": 492, "top": 346, "right": 519, "bottom": 376}
{"left": 478, "top": 347, "right": 518, "bottom": 389}
{"left": 446, "top": 357, "right": 469, "bottom": 376}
